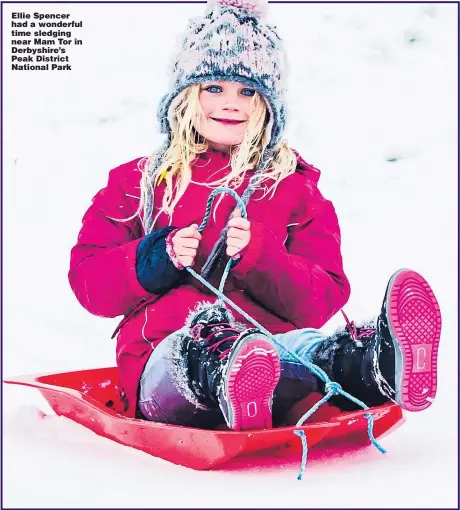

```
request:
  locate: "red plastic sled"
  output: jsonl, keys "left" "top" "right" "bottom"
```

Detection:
{"left": 4, "top": 367, "right": 404, "bottom": 470}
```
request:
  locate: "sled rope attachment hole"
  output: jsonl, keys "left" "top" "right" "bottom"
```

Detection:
{"left": 185, "top": 187, "right": 386, "bottom": 480}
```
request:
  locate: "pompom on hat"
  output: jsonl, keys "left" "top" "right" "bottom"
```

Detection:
{"left": 157, "top": 0, "right": 288, "bottom": 150}
{"left": 208, "top": 0, "right": 268, "bottom": 22}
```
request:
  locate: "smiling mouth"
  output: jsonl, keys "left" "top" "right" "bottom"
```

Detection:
{"left": 211, "top": 118, "right": 245, "bottom": 125}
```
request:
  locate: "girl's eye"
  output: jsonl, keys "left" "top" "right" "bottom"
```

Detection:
{"left": 241, "top": 88, "right": 255, "bottom": 97}
{"left": 205, "top": 86, "right": 222, "bottom": 93}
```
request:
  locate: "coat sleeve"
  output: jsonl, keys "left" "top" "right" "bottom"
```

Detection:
{"left": 230, "top": 188, "right": 351, "bottom": 329}
{"left": 68, "top": 164, "right": 182, "bottom": 318}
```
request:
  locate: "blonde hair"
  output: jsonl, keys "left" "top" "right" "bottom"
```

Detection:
{"left": 138, "top": 83, "right": 297, "bottom": 232}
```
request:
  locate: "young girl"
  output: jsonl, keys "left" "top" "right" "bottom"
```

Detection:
{"left": 69, "top": 0, "right": 441, "bottom": 430}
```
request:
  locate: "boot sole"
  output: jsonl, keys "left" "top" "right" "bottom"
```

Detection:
{"left": 220, "top": 333, "right": 281, "bottom": 431}
{"left": 386, "top": 269, "right": 442, "bottom": 412}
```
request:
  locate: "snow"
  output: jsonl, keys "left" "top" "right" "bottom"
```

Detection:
{"left": 2, "top": 1, "right": 458, "bottom": 507}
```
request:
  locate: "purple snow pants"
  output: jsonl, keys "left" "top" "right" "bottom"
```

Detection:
{"left": 137, "top": 327, "right": 326, "bottom": 428}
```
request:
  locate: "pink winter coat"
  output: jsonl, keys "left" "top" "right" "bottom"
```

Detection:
{"left": 68, "top": 149, "right": 351, "bottom": 416}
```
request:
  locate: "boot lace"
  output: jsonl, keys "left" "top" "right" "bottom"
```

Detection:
{"left": 341, "top": 310, "right": 375, "bottom": 341}
{"left": 198, "top": 323, "right": 239, "bottom": 360}
{"left": 210, "top": 340, "right": 239, "bottom": 360}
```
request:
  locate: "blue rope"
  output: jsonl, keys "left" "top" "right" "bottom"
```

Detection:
{"left": 186, "top": 187, "right": 387, "bottom": 479}
{"left": 293, "top": 430, "right": 307, "bottom": 480}
{"left": 365, "top": 413, "right": 387, "bottom": 455}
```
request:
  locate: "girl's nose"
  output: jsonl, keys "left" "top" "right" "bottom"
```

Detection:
{"left": 221, "top": 91, "right": 241, "bottom": 110}
{"left": 223, "top": 104, "right": 239, "bottom": 111}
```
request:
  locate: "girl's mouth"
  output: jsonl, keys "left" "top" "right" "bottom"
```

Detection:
{"left": 211, "top": 118, "right": 245, "bottom": 125}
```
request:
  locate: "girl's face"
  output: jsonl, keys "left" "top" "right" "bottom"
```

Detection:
{"left": 195, "top": 81, "right": 256, "bottom": 152}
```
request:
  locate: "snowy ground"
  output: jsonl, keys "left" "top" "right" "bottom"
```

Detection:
{"left": 2, "top": 1, "right": 458, "bottom": 508}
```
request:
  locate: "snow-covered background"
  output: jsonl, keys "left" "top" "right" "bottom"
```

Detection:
{"left": 2, "top": 1, "right": 458, "bottom": 507}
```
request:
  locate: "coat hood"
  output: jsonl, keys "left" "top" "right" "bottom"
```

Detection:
{"left": 293, "top": 149, "right": 321, "bottom": 186}
{"left": 197, "top": 147, "right": 322, "bottom": 186}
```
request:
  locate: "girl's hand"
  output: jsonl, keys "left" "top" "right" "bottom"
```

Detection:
{"left": 226, "top": 208, "right": 251, "bottom": 258}
{"left": 172, "top": 224, "right": 202, "bottom": 267}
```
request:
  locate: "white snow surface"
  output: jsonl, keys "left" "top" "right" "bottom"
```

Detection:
{"left": 2, "top": 2, "right": 458, "bottom": 507}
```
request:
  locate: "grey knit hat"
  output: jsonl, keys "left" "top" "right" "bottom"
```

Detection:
{"left": 157, "top": 0, "right": 288, "bottom": 150}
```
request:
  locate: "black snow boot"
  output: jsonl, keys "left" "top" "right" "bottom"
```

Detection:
{"left": 310, "top": 312, "right": 392, "bottom": 411}
{"left": 172, "top": 303, "right": 281, "bottom": 430}
{"left": 310, "top": 269, "right": 441, "bottom": 412}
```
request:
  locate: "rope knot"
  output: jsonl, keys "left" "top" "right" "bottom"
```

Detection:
{"left": 325, "top": 381, "right": 342, "bottom": 394}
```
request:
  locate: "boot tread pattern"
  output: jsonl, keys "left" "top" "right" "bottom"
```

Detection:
{"left": 224, "top": 336, "right": 281, "bottom": 430}
{"left": 389, "top": 270, "right": 441, "bottom": 412}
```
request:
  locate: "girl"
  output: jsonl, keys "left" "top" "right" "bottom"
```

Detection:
{"left": 69, "top": 0, "right": 441, "bottom": 430}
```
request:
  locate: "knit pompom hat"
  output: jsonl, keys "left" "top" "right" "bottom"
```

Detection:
{"left": 157, "top": 0, "right": 288, "bottom": 150}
